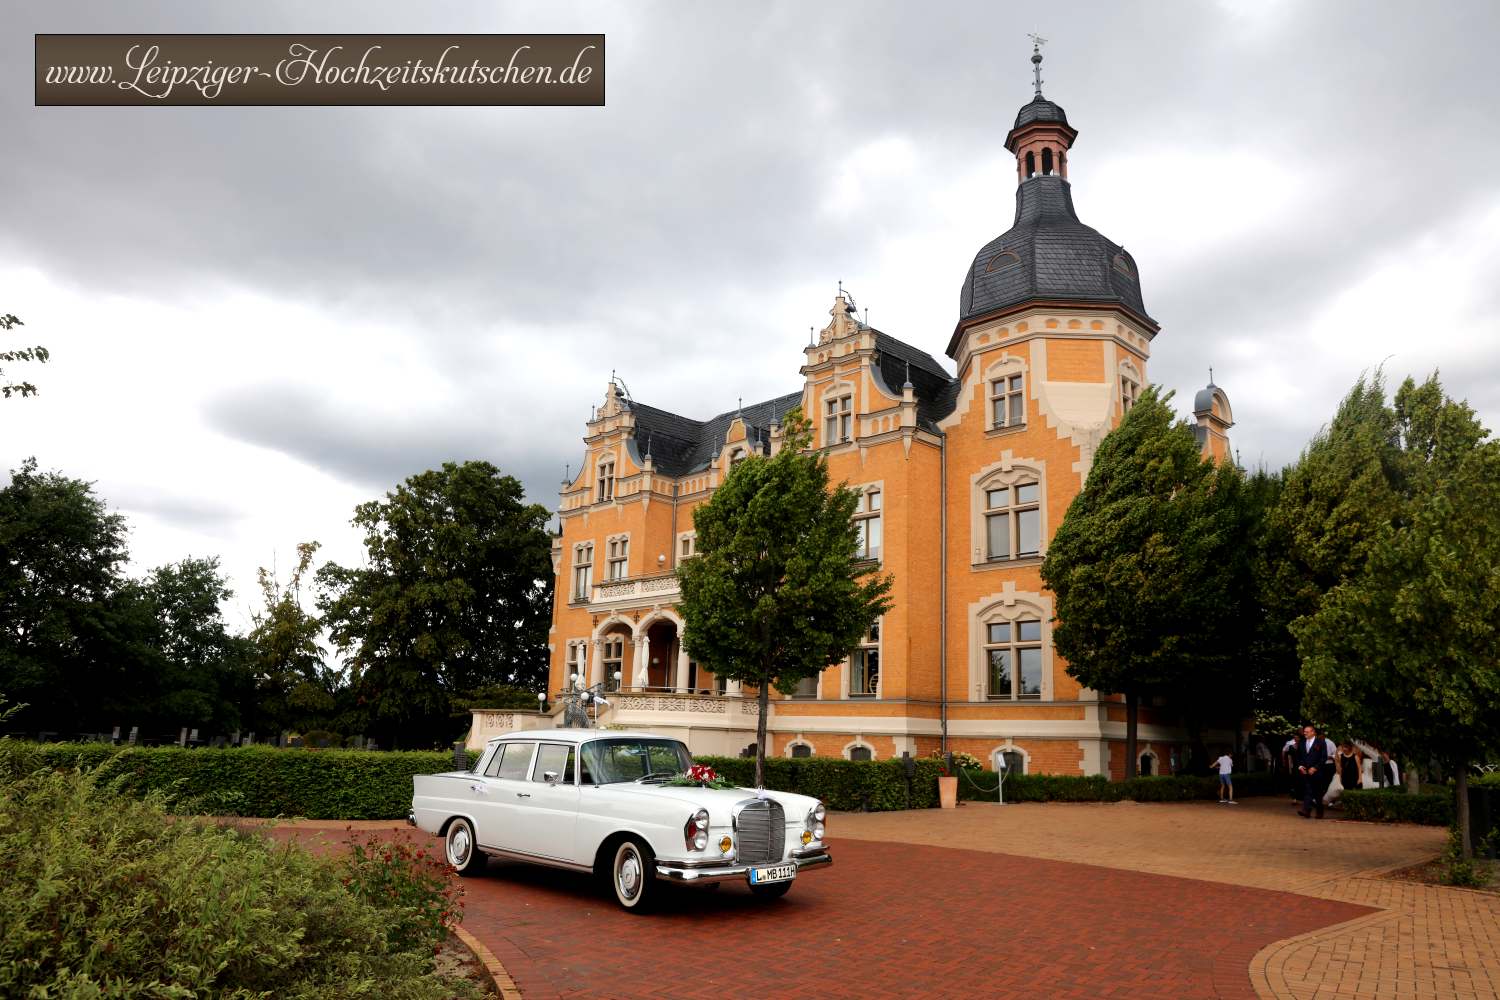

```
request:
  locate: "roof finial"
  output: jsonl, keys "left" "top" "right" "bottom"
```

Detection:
{"left": 644, "top": 434, "right": 653, "bottom": 460}
{"left": 809, "top": 325, "right": 815, "bottom": 347}
{"left": 563, "top": 463, "right": 570, "bottom": 484}
{"left": 1208, "top": 366, "right": 1215, "bottom": 385}
{"left": 903, "top": 360, "right": 914, "bottom": 390}
{"left": 1028, "top": 33, "right": 1048, "bottom": 97}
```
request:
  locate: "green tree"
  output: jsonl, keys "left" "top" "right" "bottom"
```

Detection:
{"left": 1255, "top": 373, "right": 1405, "bottom": 723}
{"left": 1, "top": 313, "right": 48, "bottom": 399}
{"left": 248, "top": 542, "right": 335, "bottom": 736}
{"left": 0, "top": 459, "right": 140, "bottom": 733}
{"left": 317, "top": 461, "right": 553, "bottom": 748}
{"left": 677, "top": 410, "right": 892, "bottom": 788}
{"left": 1041, "top": 387, "right": 1251, "bottom": 778}
{"left": 1296, "top": 375, "right": 1500, "bottom": 857}
{"left": 139, "top": 557, "right": 255, "bottom": 736}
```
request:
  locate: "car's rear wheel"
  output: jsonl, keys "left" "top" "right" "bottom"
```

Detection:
{"left": 444, "top": 817, "right": 486, "bottom": 876}
{"left": 749, "top": 880, "right": 793, "bottom": 900}
{"left": 610, "top": 838, "right": 658, "bottom": 913}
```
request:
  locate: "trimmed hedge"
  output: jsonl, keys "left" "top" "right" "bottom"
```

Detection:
{"left": 955, "top": 770, "right": 1279, "bottom": 803}
{"left": 0, "top": 742, "right": 476, "bottom": 820}
{"left": 694, "top": 755, "right": 946, "bottom": 811}
{"left": 1340, "top": 788, "right": 1453, "bottom": 826}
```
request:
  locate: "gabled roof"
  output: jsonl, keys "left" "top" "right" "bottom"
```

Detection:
{"left": 629, "top": 391, "right": 803, "bottom": 477}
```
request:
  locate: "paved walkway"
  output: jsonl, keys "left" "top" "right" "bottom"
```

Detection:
{"left": 262, "top": 795, "right": 1485, "bottom": 999}
{"left": 836, "top": 798, "right": 1499, "bottom": 1000}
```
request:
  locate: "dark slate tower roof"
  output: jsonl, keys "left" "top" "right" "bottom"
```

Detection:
{"left": 1013, "top": 95, "right": 1070, "bottom": 129}
{"left": 957, "top": 175, "right": 1154, "bottom": 327}
{"left": 627, "top": 391, "right": 803, "bottom": 477}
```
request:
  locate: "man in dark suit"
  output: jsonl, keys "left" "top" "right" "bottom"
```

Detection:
{"left": 1294, "top": 724, "right": 1330, "bottom": 818}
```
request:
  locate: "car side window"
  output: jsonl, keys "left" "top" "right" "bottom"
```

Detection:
{"left": 578, "top": 744, "right": 595, "bottom": 785}
{"left": 474, "top": 745, "right": 498, "bottom": 775}
{"left": 532, "top": 743, "right": 575, "bottom": 784}
{"left": 496, "top": 742, "right": 536, "bottom": 780}
{"left": 483, "top": 744, "right": 507, "bottom": 777}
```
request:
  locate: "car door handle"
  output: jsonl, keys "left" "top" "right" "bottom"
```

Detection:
{"left": 515, "top": 792, "right": 531, "bottom": 798}
{"left": 470, "top": 784, "right": 487, "bottom": 795}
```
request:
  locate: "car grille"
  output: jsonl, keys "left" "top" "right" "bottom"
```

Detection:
{"left": 736, "top": 799, "right": 785, "bottom": 864}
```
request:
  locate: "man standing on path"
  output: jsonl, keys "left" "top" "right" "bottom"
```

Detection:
{"left": 1213, "top": 750, "right": 1236, "bottom": 804}
{"left": 1294, "top": 724, "right": 1330, "bottom": 818}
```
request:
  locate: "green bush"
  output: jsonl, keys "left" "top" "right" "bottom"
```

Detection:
{"left": 0, "top": 767, "right": 480, "bottom": 999}
{"left": 0, "top": 742, "right": 477, "bottom": 819}
{"left": 955, "top": 769, "right": 1278, "bottom": 803}
{"left": 1341, "top": 788, "right": 1454, "bottom": 826}
{"left": 694, "top": 755, "right": 946, "bottom": 810}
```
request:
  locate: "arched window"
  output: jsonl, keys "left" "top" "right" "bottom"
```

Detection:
{"left": 1024, "top": 151, "right": 1036, "bottom": 178}
{"left": 848, "top": 745, "right": 873, "bottom": 762}
{"left": 790, "top": 743, "right": 813, "bottom": 759}
{"left": 986, "top": 250, "right": 1021, "bottom": 273}
{"left": 1041, "top": 148, "right": 1054, "bottom": 175}
{"left": 1139, "top": 753, "right": 1155, "bottom": 776}
{"left": 1001, "top": 749, "right": 1026, "bottom": 775}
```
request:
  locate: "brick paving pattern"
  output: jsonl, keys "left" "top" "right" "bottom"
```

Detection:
{"left": 265, "top": 796, "right": 1500, "bottom": 999}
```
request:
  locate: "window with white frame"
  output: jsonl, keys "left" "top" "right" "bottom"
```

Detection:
{"left": 678, "top": 532, "right": 696, "bottom": 560}
{"left": 596, "top": 458, "right": 615, "bottom": 501}
{"left": 606, "top": 536, "right": 629, "bottom": 580}
{"left": 854, "top": 489, "right": 882, "bottom": 561}
{"left": 572, "top": 543, "right": 594, "bottom": 600}
{"left": 1120, "top": 372, "right": 1140, "bottom": 413}
{"left": 999, "top": 748, "right": 1027, "bottom": 775}
{"left": 984, "top": 482, "right": 1041, "bottom": 560}
{"left": 567, "top": 642, "right": 588, "bottom": 686}
{"left": 848, "top": 621, "right": 880, "bottom": 697}
{"left": 984, "top": 619, "right": 1043, "bottom": 700}
{"left": 601, "top": 636, "right": 624, "bottom": 691}
{"left": 824, "top": 394, "right": 852, "bottom": 445}
{"left": 847, "top": 744, "right": 873, "bottom": 761}
{"left": 989, "top": 373, "right": 1025, "bottom": 428}
{"left": 790, "top": 742, "right": 813, "bottom": 758}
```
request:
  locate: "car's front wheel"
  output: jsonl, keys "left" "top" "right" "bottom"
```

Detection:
{"left": 609, "top": 838, "right": 658, "bottom": 913}
{"left": 444, "top": 817, "right": 486, "bottom": 876}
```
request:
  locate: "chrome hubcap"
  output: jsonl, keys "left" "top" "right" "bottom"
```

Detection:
{"left": 449, "top": 826, "right": 471, "bottom": 865}
{"left": 617, "top": 849, "right": 641, "bottom": 899}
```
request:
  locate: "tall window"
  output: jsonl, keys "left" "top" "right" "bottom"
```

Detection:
{"left": 568, "top": 642, "right": 588, "bottom": 686}
{"left": 985, "top": 619, "right": 1043, "bottom": 700}
{"left": 601, "top": 636, "right": 624, "bottom": 691}
{"left": 1120, "top": 375, "right": 1140, "bottom": 413}
{"left": 606, "top": 537, "right": 629, "bottom": 580}
{"left": 984, "top": 482, "right": 1041, "bottom": 560}
{"left": 596, "top": 459, "right": 615, "bottom": 501}
{"left": 849, "top": 621, "right": 880, "bottom": 697}
{"left": 572, "top": 543, "right": 594, "bottom": 600}
{"left": 854, "top": 489, "right": 882, "bottom": 561}
{"left": 678, "top": 533, "right": 696, "bottom": 560}
{"left": 824, "top": 394, "right": 852, "bottom": 445}
{"left": 989, "top": 373, "right": 1025, "bottom": 428}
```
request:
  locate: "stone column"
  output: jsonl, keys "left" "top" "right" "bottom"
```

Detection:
{"left": 726, "top": 679, "right": 743, "bottom": 697}
{"left": 675, "top": 644, "right": 691, "bottom": 694}
{"left": 631, "top": 636, "right": 648, "bottom": 691}
{"left": 588, "top": 638, "right": 604, "bottom": 689}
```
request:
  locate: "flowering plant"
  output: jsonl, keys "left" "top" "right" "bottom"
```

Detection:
{"left": 928, "top": 749, "right": 982, "bottom": 773}
{"left": 667, "top": 763, "right": 736, "bottom": 789}
{"left": 342, "top": 829, "right": 465, "bottom": 954}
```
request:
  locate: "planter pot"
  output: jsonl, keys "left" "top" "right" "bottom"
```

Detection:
{"left": 938, "top": 775, "right": 958, "bottom": 809}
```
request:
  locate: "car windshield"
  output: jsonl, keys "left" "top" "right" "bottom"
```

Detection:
{"left": 582, "top": 738, "right": 693, "bottom": 784}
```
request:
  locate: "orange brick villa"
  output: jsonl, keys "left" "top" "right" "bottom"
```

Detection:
{"left": 474, "top": 48, "right": 1238, "bottom": 777}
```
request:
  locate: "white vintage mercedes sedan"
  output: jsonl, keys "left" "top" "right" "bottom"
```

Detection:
{"left": 410, "top": 728, "right": 831, "bottom": 912}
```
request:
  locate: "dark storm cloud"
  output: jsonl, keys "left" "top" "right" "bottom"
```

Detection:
{"left": 5, "top": 0, "right": 1499, "bottom": 480}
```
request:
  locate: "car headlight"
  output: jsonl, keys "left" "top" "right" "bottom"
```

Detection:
{"left": 805, "top": 801, "right": 827, "bottom": 843}
{"left": 684, "top": 808, "right": 710, "bottom": 851}
{"left": 813, "top": 802, "right": 827, "bottom": 823}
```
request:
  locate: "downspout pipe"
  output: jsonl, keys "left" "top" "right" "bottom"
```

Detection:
{"left": 940, "top": 431, "right": 949, "bottom": 756}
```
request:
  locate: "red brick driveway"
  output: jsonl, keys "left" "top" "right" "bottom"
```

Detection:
{"left": 277, "top": 825, "right": 1374, "bottom": 999}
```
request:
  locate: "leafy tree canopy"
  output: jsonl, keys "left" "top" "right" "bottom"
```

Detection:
{"left": 248, "top": 542, "right": 335, "bottom": 736}
{"left": 677, "top": 410, "right": 891, "bottom": 786}
{"left": 317, "top": 461, "right": 553, "bottom": 748}
{"left": 1041, "top": 386, "right": 1252, "bottom": 775}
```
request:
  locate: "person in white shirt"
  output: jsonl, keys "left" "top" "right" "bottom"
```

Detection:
{"left": 1213, "top": 752, "right": 1236, "bottom": 804}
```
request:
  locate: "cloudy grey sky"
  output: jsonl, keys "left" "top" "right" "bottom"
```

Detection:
{"left": 4, "top": 1, "right": 1498, "bottom": 627}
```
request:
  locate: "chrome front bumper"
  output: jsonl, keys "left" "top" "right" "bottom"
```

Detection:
{"left": 655, "top": 847, "right": 832, "bottom": 884}
{"left": 406, "top": 809, "right": 417, "bottom": 827}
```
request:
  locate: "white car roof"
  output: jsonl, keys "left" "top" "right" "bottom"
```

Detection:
{"left": 484, "top": 728, "right": 678, "bottom": 746}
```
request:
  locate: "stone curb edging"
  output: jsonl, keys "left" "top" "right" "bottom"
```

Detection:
{"left": 1249, "top": 906, "right": 1400, "bottom": 999}
{"left": 454, "top": 924, "right": 523, "bottom": 1000}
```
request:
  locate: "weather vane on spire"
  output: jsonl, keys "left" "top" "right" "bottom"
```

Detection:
{"left": 1028, "top": 33, "right": 1048, "bottom": 97}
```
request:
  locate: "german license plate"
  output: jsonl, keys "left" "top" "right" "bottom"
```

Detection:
{"left": 748, "top": 864, "right": 795, "bottom": 885}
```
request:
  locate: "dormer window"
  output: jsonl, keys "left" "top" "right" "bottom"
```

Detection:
{"left": 1112, "top": 253, "right": 1135, "bottom": 279}
{"left": 986, "top": 250, "right": 1021, "bottom": 273}
{"left": 824, "top": 394, "right": 852, "bottom": 445}
{"left": 596, "top": 458, "right": 615, "bottom": 501}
